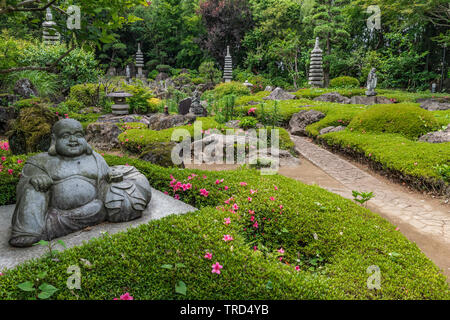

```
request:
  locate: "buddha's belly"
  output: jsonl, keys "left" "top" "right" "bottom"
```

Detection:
{"left": 51, "top": 178, "right": 97, "bottom": 210}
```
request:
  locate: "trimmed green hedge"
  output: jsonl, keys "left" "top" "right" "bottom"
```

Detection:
{"left": 0, "top": 155, "right": 448, "bottom": 299}
{"left": 330, "top": 76, "right": 360, "bottom": 88}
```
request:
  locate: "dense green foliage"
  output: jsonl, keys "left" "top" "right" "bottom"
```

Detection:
{"left": 330, "top": 76, "right": 360, "bottom": 88}
{"left": 0, "top": 155, "right": 448, "bottom": 299}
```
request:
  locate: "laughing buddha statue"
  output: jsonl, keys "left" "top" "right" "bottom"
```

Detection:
{"left": 9, "top": 119, "right": 152, "bottom": 247}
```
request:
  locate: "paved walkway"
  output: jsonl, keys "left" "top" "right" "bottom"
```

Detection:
{"left": 290, "top": 135, "right": 450, "bottom": 279}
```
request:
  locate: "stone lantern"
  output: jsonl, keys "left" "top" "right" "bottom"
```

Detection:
{"left": 107, "top": 92, "right": 133, "bottom": 115}
{"left": 135, "top": 43, "right": 145, "bottom": 80}
{"left": 223, "top": 46, "right": 233, "bottom": 83}
{"left": 42, "top": 8, "right": 60, "bottom": 45}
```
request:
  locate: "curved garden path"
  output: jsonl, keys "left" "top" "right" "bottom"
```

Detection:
{"left": 288, "top": 135, "right": 450, "bottom": 281}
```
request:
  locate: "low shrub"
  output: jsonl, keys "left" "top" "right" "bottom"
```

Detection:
{"left": 68, "top": 83, "right": 106, "bottom": 109}
{"left": 348, "top": 104, "right": 440, "bottom": 140}
{"left": 13, "top": 98, "right": 46, "bottom": 111}
{"left": 238, "top": 117, "right": 259, "bottom": 129}
{"left": 330, "top": 76, "right": 360, "bottom": 88}
{"left": 212, "top": 82, "right": 251, "bottom": 100}
{"left": 123, "top": 83, "right": 154, "bottom": 114}
{"left": 147, "top": 98, "right": 163, "bottom": 113}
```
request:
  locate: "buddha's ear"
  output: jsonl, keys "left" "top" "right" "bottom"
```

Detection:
{"left": 48, "top": 134, "right": 57, "bottom": 156}
{"left": 85, "top": 143, "right": 93, "bottom": 155}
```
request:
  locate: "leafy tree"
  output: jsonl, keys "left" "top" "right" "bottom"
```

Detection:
{"left": 198, "top": 0, "right": 254, "bottom": 66}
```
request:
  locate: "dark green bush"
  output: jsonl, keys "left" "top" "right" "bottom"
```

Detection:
{"left": 156, "top": 64, "right": 172, "bottom": 73}
{"left": 330, "top": 76, "right": 360, "bottom": 88}
{"left": 349, "top": 104, "right": 440, "bottom": 140}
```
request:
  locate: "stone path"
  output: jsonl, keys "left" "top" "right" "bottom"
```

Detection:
{"left": 290, "top": 135, "right": 450, "bottom": 279}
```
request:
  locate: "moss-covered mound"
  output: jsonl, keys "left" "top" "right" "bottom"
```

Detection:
{"left": 349, "top": 104, "right": 440, "bottom": 140}
{"left": 7, "top": 105, "right": 58, "bottom": 155}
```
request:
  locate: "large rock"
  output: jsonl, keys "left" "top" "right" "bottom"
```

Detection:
{"left": 148, "top": 113, "right": 195, "bottom": 131}
{"left": 7, "top": 105, "right": 58, "bottom": 155}
{"left": 313, "top": 92, "right": 350, "bottom": 104}
{"left": 288, "top": 110, "right": 325, "bottom": 136}
{"left": 85, "top": 122, "right": 122, "bottom": 150}
{"left": 319, "top": 126, "right": 346, "bottom": 135}
{"left": 349, "top": 96, "right": 394, "bottom": 105}
{"left": 178, "top": 98, "right": 192, "bottom": 115}
{"left": 140, "top": 142, "right": 184, "bottom": 168}
{"left": 0, "top": 106, "right": 17, "bottom": 135}
{"left": 97, "top": 114, "right": 151, "bottom": 125}
{"left": 419, "top": 126, "right": 450, "bottom": 143}
{"left": 417, "top": 98, "right": 450, "bottom": 111}
{"left": 263, "top": 87, "right": 295, "bottom": 100}
{"left": 13, "top": 79, "right": 38, "bottom": 99}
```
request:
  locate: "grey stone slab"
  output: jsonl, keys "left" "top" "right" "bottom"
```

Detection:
{"left": 0, "top": 188, "right": 197, "bottom": 271}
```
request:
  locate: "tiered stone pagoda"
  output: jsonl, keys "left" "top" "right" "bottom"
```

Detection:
{"left": 223, "top": 46, "right": 233, "bottom": 83}
{"left": 308, "top": 38, "right": 324, "bottom": 88}
{"left": 135, "top": 43, "right": 145, "bottom": 80}
{"left": 42, "top": 8, "right": 60, "bottom": 45}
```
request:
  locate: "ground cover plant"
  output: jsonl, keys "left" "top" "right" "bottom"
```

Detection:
{"left": 0, "top": 154, "right": 448, "bottom": 300}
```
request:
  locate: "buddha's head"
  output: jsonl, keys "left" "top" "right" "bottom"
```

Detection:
{"left": 48, "top": 119, "right": 92, "bottom": 157}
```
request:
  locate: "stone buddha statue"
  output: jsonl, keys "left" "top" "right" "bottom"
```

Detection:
{"left": 9, "top": 119, "right": 152, "bottom": 247}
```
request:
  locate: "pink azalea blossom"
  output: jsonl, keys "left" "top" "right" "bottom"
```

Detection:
{"left": 224, "top": 186, "right": 229, "bottom": 190}
{"left": 277, "top": 248, "right": 285, "bottom": 254}
{"left": 253, "top": 222, "right": 258, "bottom": 228}
{"left": 248, "top": 210, "right": 255, "bottom": 215}
{"left": 295, "top": 266, "right": 300, "bottom": 271}
{"left": 115, "top": 292, "right": 134, "bottom": 300}
{"left": 1, "top": 156, "right": 5, "bottom": 162}
{"left": 224, "top": 218, "right": 231, "bottom": 225}
{"left": 215, "top": 179, "right": 224, "bottom": 185}
{"left": 211, "top": 262, "right": 223, "bottom": 274}
{"left": 250, "top": 216, "right": 255, "bottom": 222}
{"left": 17, "top": 159, "right": 23, "bottom": 164}
{"left": 270, "top": 197, "right": 275, "bottom": 201}
{"left": 223, "top": 235, "right": 233, "bottom": 242}
{"left": 253, "top": 246, "right": 258, "bottom": 251}
{"left": 240, "top": 182, "right": 247, "bottom": 186}
{"left": 8, "top": 169, "right": 13, "bottom": 175}
{"left": 174, "top": 194, "right": 180, "bottom": 200}
{"left": 278, "top": 257, "right": 283, "bottom": 261}
{"left": 248, "top": 197, "right": 252, "bottom": 202}
{"left": 232, "top": 203, "right": 239, "bottom": 211}
{"left": 250, "top": 189, "right": 257, "bottom": 194}
{"left": 274, "top": 185, "right": 278, "bottom": 190}
{"left": 200, "top": 189, "right": 209, "bottom": 197}
{"left": 204, "top": 252, "right": 212, "bottom": 260}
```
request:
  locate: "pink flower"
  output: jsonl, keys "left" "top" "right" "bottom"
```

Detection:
{"left": 215, "top": 179, "right": 224, "bottom": 185}
{"left": 223, "top": 235, "right": 233, "bottom": 242}
{"left": 248, "top": 107, "right": 256, "bottom": 115}
{"left": 395, "top": 227, "right": 400, "bottom": 231}
{"left": 164, "top": 191, "right": 169, "bottom": 195}
{"left": 174, "top": 194, "right": 180, "bottom": 200}
{"left": 1, "top": 156, "right": 5, "bottom": 162}
{"left": 270, "top": 197, "right": 275, "bottom": 201}
{"left": 17, "top": 159, "right": 23, "bottom": 164}
{"left": 115, "top": 292, "right": 134, "bottom": 300}
{"left": 232, "top": 203, "right": 239, "bottom": 211}
{"left": 248, "top": 210, "right": 255, "bottom": 215}
{"left": 250, "top": 216, "right": 255, "bottom": 222}
{"left": 279, "top": 205, "right": 283, "bottom": 209}
{"left": 224, "top": 218, "right": 231, "bottom": 225}
{"left": 204, "top": 252, "right": 212, "bottom": 260}
{"left": 250, "top": 189, "right": 257, "bottom": 194}
{"left": 248, "top": 197, "right": 252, "bottom": 202}
{"left": 278, "top": 257, "right": 283, "bottom": 261}
{"left": 8, "top": 169, "right": 13, "bottom": 175}
{"left": 211, "top": 262, "right": 223, "bottom": 274}
{"left": 274, "top": 185, "right": 278, "bottom": 190}
{"left": 253, "top": 222, "right": 258, "bottom": 228}
{"left": 277, "top": 248, "right": 285, "bottom": 254}
{"left": 0, "top": 272, "right": 3, "bottom": 276}
{"left": 224, "top": 186, "right": 229, "bottom": 190}
{"left": 240, "top": 182, "right": 247, "bottom": 186}
{"left": 253, "top": 246, "right": 258, "bottom": 251}
{"left": 200, "top": 189, "right": 209, "bottom": 197}
{"left": 295, "top": 266, "right": 300, "bottom": 271}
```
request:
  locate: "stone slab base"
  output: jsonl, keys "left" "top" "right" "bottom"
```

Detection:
{"left": 0, "top": 188, "right": 197, "bottom": 270}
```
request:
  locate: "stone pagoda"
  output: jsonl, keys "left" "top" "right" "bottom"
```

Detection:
{"left": 42, "top": 8, "right": 60, "bottom": 45}
{"left": 308, "top": 38, "right": 324, "bottom": 88}
{"left": 223, "top": 46, "right": 233, "bottom": 83}
{"left": 135, "top": 43, "right": 145, "bottom": 80}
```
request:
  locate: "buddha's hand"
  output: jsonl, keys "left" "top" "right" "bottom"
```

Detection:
{"left": 30, "top": 175, "right": 53, "bottom": 192}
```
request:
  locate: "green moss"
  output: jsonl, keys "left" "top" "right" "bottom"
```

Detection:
{"left": 348, "top": 104, "right": 440, "bottom": 140}
{"left": 7, "top": 105, "right": 59, "bottom": 155}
